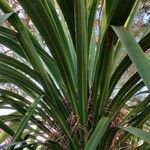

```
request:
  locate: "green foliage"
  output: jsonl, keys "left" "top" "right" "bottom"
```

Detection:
{"left": 120, "top": 126, "right": 150, "bottom": 144}
{"left": 0, "top": 0, "right": 149, "bottom": 149}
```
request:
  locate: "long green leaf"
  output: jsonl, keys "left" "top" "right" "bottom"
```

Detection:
{"left": 114, "top": 0, "right": 141, "bottom": 61}
{"left": 74, "top": 0, "right": 88, "bottom": 128}
{"left": 109, "top": 81, "right": 145, "bottom": 119}
{"left": 93, "top": 29, "right": 114, "bottom": 123}
{"left": 123, "top": 95, "right": 150, "bottom": 123}
{"left": 15, "top": 0, "right": 79, "bottom": 117}
{"left": 0, "top": 96, "right": 51, "bottom": 134}
{"left": 112, "top": 26, "right": 150, "bottom": 91}
{"left": 109, "top": 32, "right": 150, "bottom": 98}
{"left": 11, "top": 96, "right": 42, "bottom": 143}
{"left": 88, "top": 0, "right": 99, "bottom": 42}
{"left": 0, "top": 53, "right": 39, "bottom": 81}
{"left": 120, "top": 126, "right": 150, "bottom": 144}
{"left": 108, "top": 73, "right": 142, "bottom": 118}
{"left": 92, "top": 0, "right": 137, "bottom": 124}
{"left": 0, "top": 26, "right": 63, "bottom": 91}
{"left": 56, "top": 0, "right": 75, "bottom": 45}
{"left": 118, "top": 106, "right": 150, "bottom": 146}
{"left": 84, "top": 117, "right": 110, "bottom": 150}
{"left": 0, "top": 0, "right": 67, "bottom": 116}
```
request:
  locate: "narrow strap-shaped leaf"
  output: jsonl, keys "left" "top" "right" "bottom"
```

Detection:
{"left": 120, "top": 126, "right": 150, "bottom": 144}
{"left": 114, "top": 0, "right": 141, "bottom": 61}
{"left": 84, "top": 117, "right": 110, "bottom": 150}
{"left": 0, "top": 53, "right": 39, "bottom": 82}
{"left": 92, "top": 0, "right": 137, "bottom": 123}
{"left": 88, "top": 0, "right": 99, "bottom": 42}
{"left": 0, "top": 81, "right": 76, "bottom": 149}
{"left": 88, "top": 30, "right": 96, "bottom": 83}
{"left": 0, "top": 114, "right": 22, "bottom": 122}
{"left": 109, "top": 81, "right": 145, "bottom": 119}
{"left": 123, "top": 94, "right": 150, "bottom": 123}
{"left": 109, "top": 32, "right": 150, "bottom": 98}
{"left": 16, "top": 0, "right": 78, "bottom": 117}
{"left": 0, "top": 25, "right": 17, "bottom": 39}
{"left": 56, "top": 0, "right": 75, "bottom": 45}
{"left": 0, "top": 77, "right": 42, "bottom": 102}
{"left": 0, "top": 63, "right": 44, "bottom": 95}
{"left": 0, "top": 3, "right": 76, "bottom": 130}
{"left": 0, "top": 90, "right": 53, "bottom": 124}
{"left": 124, "top": 0, "right": 141, "bottom": 29}
{"left": 74, "top": 0, "right": 88, "bottom": 127}
{"left": 129, "top": 105, "right": 150, "bottom": 128}
{"left": 98, "top": 0, "right": 136, "bottom": 39}
{"left": 112, "top": 26, "right": 150, "bottom": 91}
{"left": 0, "top": 0, "right": 66, "bottom": 114}
{"left": 99, "top": 127, "right": 118, "bottom": 150}
{"left": 0, "top": 27, "right": 63, "bottom": 90}
{"left": 93, "top": 28, "right": 114, "bottom": 123}
{"left": 0, "top": 96, "right": 51, "bottom": 134}
{"left": 11, "top": 96, "right": 43, "bottom": 143}
{"left": 117, "top": 105, "right": 150, "bottom": 146}
{"left": 107, "top": 0, "right": 137, "bottom": 26}
{"left": 0, "top": 34, "right": 27, "bottom": 59}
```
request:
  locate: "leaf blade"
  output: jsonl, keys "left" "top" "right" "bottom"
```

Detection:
{"left": 84, "top": 117, "right": 110, "bottom": 150}
{"left": 120, "top": 126, "right": 150, "bottom": 144}
{"left": 11, "top": 96, "right": 43, "bottom": 143}
{"left": 112, "top": 26, "right": 150, "bottom": 91}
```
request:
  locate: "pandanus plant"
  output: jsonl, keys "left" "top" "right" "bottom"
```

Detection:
{"left": 0, "top": 0, "right": 150, "bottom": 149}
